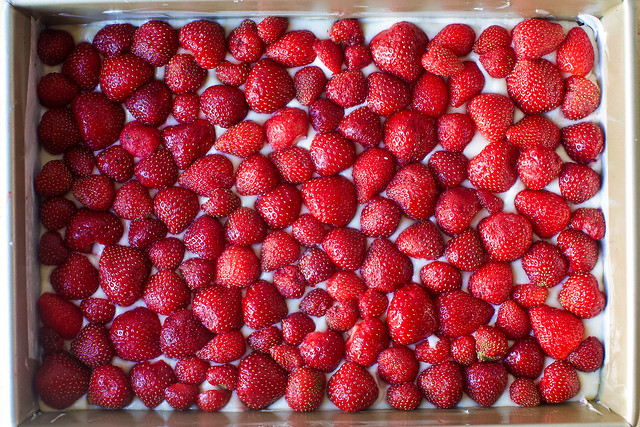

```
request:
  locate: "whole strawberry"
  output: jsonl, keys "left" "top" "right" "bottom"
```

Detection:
{"left": 327, "top": 361, "right": 379, "bottom": 412}
{"left": 285, "top": 367, "right": 326, "bottom": 412}
{"left": 237, "top": 352, "right": 288, "bottom": 409}
{"left": 464, "top": 362, "right": 508, "bottom": 406}
{"left": 387, "top": 283, "right": 438, "bottom": 345}
{"left": 370, "top": 21, "right": 429, "bottom": 83}
{"left": 35, "top": 352, "right": 90, "bottom": 410}
{"left": 538, "top": 360, "right": 580, "bottom": 404}
{"left": 418, "top": 361, "right": 463, "bottom": 409}
{"left": 529, "top": 305, "right": 584, "bottom": 359}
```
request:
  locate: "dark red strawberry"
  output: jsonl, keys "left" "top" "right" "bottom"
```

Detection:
{"left": 80, "top": 298, "right": 115, "bottom": 324}
{"left": 38, "top": 108, "right": 82, "bottom": 154}
{"left": 360, "top": 196, "right": 402, "bottom": 238}
{"left": 112, "top": 180, "right": 152, "bottom": 220}
{"left": 567, "top": 336, "right": 605, "bottom": 372}
{"left": 339, "top": 106, "right": 383, "bottom": 148}
{"left": 201, "top": 188, "right": 240, "bottom": 218}
{"left": 37, "top": 29, "right": 74, "bottom": 66}
{"left": 467, "top": 93, "right": 514, "bottom": 142}
{"left": 309, "top": 132, "right": 355, "bottom": 176}
{"left": 437, "top": 290, "right": 494, "bottom": 337}
{"left": 143, "top": 270, "right": 190, "bottom": 315}
{"left": 96, "top": 146, "right": 134, "bottom": 183}
{"left": 538, "top": 361, "right": 580, "bottom": 404}
{"left": 100, "top": 53, "right": 154, "bottom": 102}
{"left": 512, "top": 18, "right": 565, "bottom": 59}
{"left": 411, "top": 72, "right": 449, "bottom": 118}
{"left": 148, "top": 237, "right": 185, "bottom": 271}
{"left": 448, "top": 61, "right": 485, "bottom": 108}
{"left": 428, "top": 151, "right": 469, "bottom": 189}
{"left": 71, "top": 323, "right": 114, "bottom": 368}
{"left": 50, "top": 252, "right": 98, "bottom": 299}
{"left": 237, "top": 353, "right": 288, "bottom": 409}
{"left": 468, "top": 262, "right": 513, "bottom": 305}
{"left": 118, "top": 121, "right": 161, "bottom": 159}
{"left": 200, "top": 85, "right": 248, "bottom": 129}
{"left": 294, "top": 66, "right": 327, "bottom": 106}
{"left": 451, "top": 335, "right": 478, "bottom": 366}
{"left": 93, "top": 23, "right": 137, "bottom": 57}
{"left": 510, "top": 378, "right": 541, "bottom": 407}
{"left": 178, "top": 154, "right": 235, "bottom": 197}
{"left": 38, "top": 293, "right": 82, "bottom": 339}
{"left": 35, "top": 352, "right": 90, "bottom": 410}
{"left": 64, "top": 209, "right": 123, "bottom": 253}
{"left": 420, "top": 261, "right": 462, "bottom": 295}
{"left": 36, "top": 160, "right": 73, "bottom": 198}
{"left": 559, "top": 273, "right": 606, "bottom": 319}
{"left": 467, "top": 139, "right": 520, "bottom": 192}
{"left": 361, "top": 238, "right": 413, "bottom": 293}
{"left": 557, "top": 26, "right": 594, "bottom": 76}
{"left": 506, "top": 59, "right": 565, "bottom": 114}
{"left": 266, "top": 30, "right": 316, "bottom": 67}
{"left": 297, "top": 247, "right": 335, "bottom": 285}
{"left": 435, "top": 186, "right": 481, "bottom": 236}
{"left": 273, "top": 266, "right": 307, "bottom": 299}
{"left": 396, "top": 220, "right": 444, "bottom": 260}
{"left": 326, "top": 300, "right": 359, "bottom": 332}
{"left": 245, "top": 58, "right": 295, "bottom": 113}
{"left": 300, "top": 330, "right": 344, "bottom": 372}
{"left": 228, "top": 19, "right": 264, "bottom": 63}
{"left": 328, "top": 361, "right": 379, "bottom": 412}
{"left": 529, "top": 305, "right": 584, "bottom": 359}
{"left": 270, "top": 343, "right": 304, "bottom": 373}
{"left": 206, "top": 364, "right": 239, "bottom": 390}
{"left": 465, "top": 362, "right": 508, "bottom": 406}
{"left": 330, "top": 19, "right": 364, "bottom": 45}
{"left": 387, "top": 382, "right": 422, "bottom": 411}
{"left": 99, "top": 244, "right": 151, "bottom": 307}
{"left": 179, "top": 20, "right": 227, "bottom": 69}
{"left": 256, "top": 183, "right": 303, "bottom": 229}
{"left": 281, "top": 312, "right": 314, "bottom": 347}
{"left": 109, "top": 306, "right": 161, "bottom": 361}
{"left": 506, "top": 114, "right": 561, "bottom": 151}
{"left": 72, "top": 92, "right": 125, "bottom": 151}
{"left": 445, "top": 227, "right": 485, "bottom": 271}
{"left": 571, "top": 208, "right": 606, "bottom": 240}
{"left": 224, "top": 207, "right": 267, "bottom": 246}
{"left": 37, "top": 73, "right": 80, "bottom": 108}
{"left": 62, "top": 42, "right": 101, "bottom": 90}
{"left": 418, "top": 361, "right": 463, "bottom": 409}
{"left": 370, "top": 21, "right": 429, "bottom": 83}
{"left": 321, "top": 227, "right": 366, "bottom": 271}
{"left": 561, "top": 121, "right": 604, "bottom": 164}
{"left": 153, "top": 187, "right": 199, "bottom": 234}
{"left": 164, "top": 53, "right": 207, "bottom": 95}
{"left": 309, "top": 98, "right": 344, "bottom": 133}
{"left": 285, "top": 367, "right": 326, "bottom": 412}
{"left": 366, "top": 72, "right": 411, "bottom": 116}
{"left": 291, "top": 214, "right": 325, "bottom": 247}
{"left": 386, "top": 163, "right": 437, "bottom": 220}
{"left": 521, "top": 241, "right": 568, "bottom": 288}
{"left": 345, "top": 317, "right": 389, "bottom": 367}
{"left": 358, "top": 289, "right": 389, "bottom": 319}
{"left": 387, "top": 283, "right": 438, "bottom": 345}
{"left": 125, "top": 80, "right": 173, "bottom": 127}
{"left": 164, "top": 383, "right": 199, "bottom": 410}
{"left": 160, "top": 309, "right": 213, "bottom": 359}
{"left": 38, "top": 231, "right": 70, "bottom": 266}
{"left": 39, "top": 328, "right": 64, "bottom": 355}
{"left": 131, "top": 20, "right": 178, "bottom": 66}
{"left": 163, "top": 120, "right": 215, "bottom": 169}
{"left": 175, "top": 357, "right": 209, "bottom": 385}
{"left": 171, "top": 93, "right": 200, "bottom": 124}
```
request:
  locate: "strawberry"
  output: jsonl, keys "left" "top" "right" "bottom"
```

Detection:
{"left": 257, "top": 16, "right": 288, "bottom": 44}
{"left": 35, "top": 352, "right": 90, "bottom": 410}
{"left": 80, "top": 298, "right": 115, "bottom": 324}
{"left": 561, "top": 121, "right": 604, "bottom": 164}
{"left": 300, "top": 330, "right": 344, "bottom": 372}
{"left": 112, "top": 180, "right": 152, "bottom": 220}
{"left": 467, "top": 93, "right": 514, "bottom": 142}
{"left": 418, "top": 361, "right": 464, "bottom": 409}
{"left": 330, "top": 19, "right": 364, "bottom": 45}
{"left": 282, "top": 312, "right": 315, "bottom": 346}
{"left": 384, "top": 110, "right": 436, "bottom": 165}
{"left": 474, "top": 25, "right": 511, "bottom": 55}
{"left": 435, "top": 186, "right": 481, "bottom": 236}
{"left": 414, "top": 334, "right": 451, "bottom": 364}
{"left": 109, "top": 306, "right": 161, "bottom": 361}
{"left": 160, "top": 309, "right": 214, "bottom": 359}
{"left": 514, "top": 189, "right": 571, "bottom": 238}
{"left": 360, "top": 196, "right": 401, "bottom": 238}
{"left": 322, "top": 227, "right": 366, "bottom": 271}
{"left": 437, "top": 290, "right": 494, "bottom": 337}
{"left": 37, "top": 73, "right": 80, "bottom": 108}
{"left": 192, "top": 286, "right": 243, "bottom": 333}
{"left": 521, "top": 241, "right": 568, "bottom": 288}
{"left": 468, "top": 141, "right": 519, "bottom": 193}
{"left": 198, "top": 330, "right": 246, "bottom": 363}
{"left": 62, "top": 42, "right": 101, "bottom": 90}
{"left": 345, "top": 317, "right": 389, "bottom": 367}
{"left": 50, "top": 253, "right": 98, "bottom": 299}
{"left": 179, "top": 20, "right": 227, "bottom": 69}
{"left": 496, "top": 299, "right": 532, "bottom": 339}
{"left": 421, "top": 44, "right": 464, "bottom": 77}
{"left": 325, "top": 70, "right": 368, "bottom": 108}
{"left": 242, "top": 280, "right": 288, "bottom": 329}
{"left": 436, "top": 113, "right": 475, "bottom": 153}
{"left": 99, "top": 244, "right": 151, "bottom": 307}
{"left": 309, "top": 132, "right": 356, "bottom": 176}
{"left": 386, "top": 163, "right": 437, "bottom": 220}
{"left": 228, "top": 19, "right": 264, "bottom": 63}
{"left": 297, "top": 248, "right": 336, "bottom": 285}
{"left": 92, "top": 23, "right": 137, "bottom": 57}
{"left": 148, "top": 237, "right": 185, "bottom": 271}
{"left": 201, "top": 188, "right": 240, "bottom": 218}
{"left": 100, "top": 53, "right": 154, "bottom": 102}
{"left": 260, "top": 231, "right": 299, "bottom": 272}
{"left": 558, "top": 273, "right": 606, "bottom": 319}
{"left": 411, "top": 72, "right": 449, "bottom": 118}
{"left": 235, "top": 155, "right": 279, "bottom": 197}
{"left": 558, "top": 162, "right": 601, "bottom": 204}
{"left": 387, "top": 283, "right": 438, "bottom": 345}
{"left": 215, "top": 61, "right": 251, "bottom": 88}
{"left": 387, "top": 382, "right": 422, "bottom": 411}
{"left": 475, "top": 189, "right": 503, "bottom": 215}
{"left": 64, "top": 209, "right": 123, "bottom": 253}
{"left": 37, "top": 29, "right": 74, "bottom": 65}
{"left": 358, "top": 289, "right": 389, "bottom": 318}
{"left": 59, "top": 141, "right": 92, "bottom": 173}
{"left": 557, "top": 27, "right": 594, "bottom": 76}
{"left": 200, "top": 85, "right": 248, "bottom": 129}
{"left": 143, "top": 270, "right": 190, "bottom": 315}
{"left": 562, "top": 76, "right": 601, "bottom": 120}
{"left": 266, "top": 30, "right": 316, "bottom": 67}
{"left": 270, "top": 344, "right": 305, "bottom": 373}
{"left": 215, "top": 121, "right": 266, "bottom": 158}
{"left": 361, "top": 238, "right": 413, "bottom": 293}
{"left": 165, "top": 383, "right": 199, "bottom": 411}
{"left": 344, "top": 45, "right": 372, "bottom": 70}
{"left": 538, "top": 360, "right": 580, "bottom": 404}
{"left": 517, "top": 147, "right": 562, "bottom": 190}
{"left": 428, "top": 151, "right": 469, "bottom": 189}
{"left": 506, "top": 59, "right": 565, "bottom": 114}
{"left": 264, "top": 107, "right": 309, "bottom": 151}
{"left": 38, "top": 292, "right": 82, "bottom": 339}
{"left": 124, "top": 80, "right": 173, "bottom": 127}
{"left": 178, "top": 258, "right": 214, "bottom": 291}
{"left": 468, "top": 262, "right": 513, "bottom": 305}
{"left": 96, "top": 146, "right": 134, "bottom": 183}
{"left": 328, "top": 361, "right": 379, "bottom": 412}
{"left": 352, "top": 148, "right": 395, "bottom": 203}
{"left": 88, "top": 364, "right": 133, "bottom": 409}
{"left": 269, "top": 147, "right": 314, "bottom": 184}
{"left": 199, "top": 389, "right": 232, "bottom": 411}
{"left": 206, "top": 364, "right": 239, "bottom": 389}
{"left": 171, "top": 93, "right": 200, "bottom": 124}
{"left": 366, "top": 72, "right": 411, "bottom": 116}
{"left": 314, "top": 39, "right": 343, "bottom": 74}
{"left": 153, "top": 187, "right": 199, "bottom": 234}
{"left": 175, "top": 357, "right": 209, "bottom": 385}
{"left": 129, "top": 219, "right": 165, "bottom": 250}
{"left": 479, "top": 46, "right": 517, "bottom": 78}
{"left": 396, "top": 220, "right": 444, "bottom": 260}
{"left": 40, "top": 197, "right": 76, "bottom": 231}
{"left": 568, "top": 336, "right": 605, "bottom": 372}
{"left": 444, "top": 227, "right": 485, "bottom": 271}
{"left": 224, "top": 207, "right": 267, "bottom": 247}
{"left": 511, "top": 283, "right": 548, "bottom": 309}
{"left": 377, "top": 346, "right": 419, "bottom": 385}
{"left": 294, "top": 66, "right": 326, "bottom": 106}
{"left": 370, "top": 21, "right": 429, "bottom": 83}
{"left": 448, "top": 61, "right": 485, "bottom": 108}
{"left": 237, "top": 353, "right": 288, "bottom": 409}
{"left": 479, "top": 212, "right": 533, "bottom": 262}
{"left": 256, "top": 183, "right": 303, "bottom": 229}
{"left": 510, "top": 378, "right": 541, "bottom": 407}
{"left": 504, "top": 337, "right": 545, "bottom": 378}
{"left": 72, "top": 174, "right": 115, "bottom": 211}
{"left": 131, "top": 20, "right": 178, "bottom": 66}
{"left": 34, "top": 160, "right": 72, "bottom": 199}
{"left": 119, "top": 121, "right": 161, "bottom": 159}
{"left": 513, "top": 18, "right": 565, "bottom": 59}
{"left": 506, "top": 114, "right": 561, "bottom": 151}
{"left": 39, "top": 328, "right": 63, "bottom": 355}
{"left": 465, "top": 362, "right": 508, "bottom": 406}
{"left": 164, "top": 53, "right": 207, "bottom": 94}
{"left": 245, "top": 58, "right": 295, "bottom": 113}
{"left": 180, "top": 155, "right": 234, "bottom": 197}
{"left": 451, "top": 336, "right": 477, "bottom": 366}
{"left": 339, "top": 106, "right": 383, "bottom": 148}
{"left": 420, "top": 261, "right": 462, "bottom": 294}
{"left": 163, "top": 120, "right": 215, "bottom": 169}
{"left": 215, "top": 245, "right": 260, "bottom": 287}
{"left": 38, "top": 231, "right": 70, "bottom": 266}
{"left": 571, "top": 208, "right": 606, "bottom": 240}
{"left": 72, "top": 92, "right": 125, "bottom": 151}
{"left": 301, "top": 176, "right": 356, "bottom": 227}
{"left": 327, "top": 271, "right": 367, "bottom": 301}
{"left": 475, "top": 325, "right": 508, "bottom": 362}
{"left": 37, "top": 108, "right": 82, "bottom": 154}
{"left": 529, "top": 305, "right": 584, "bottom": 359}
{"left": 309, "top": 99, "right": 344, "bottom": 133}
{"left": 285, "top": 367, "right": 326, "bottom": 412}
{"left": 326, "top": 300, "right": 359, "bottom": 332}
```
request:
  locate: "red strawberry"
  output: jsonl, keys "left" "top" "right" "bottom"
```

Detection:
{"left": 215, "top": 121, "right": 266, "bottom": 158}
{"left": 301, "top": 176, "right": 356, "bottom": 227}
{"left": 125, "top": 80, "right": 173, "bottom": 127}
{"left": 358, "top": 289, "right": 389, "bottom": 318}
{"left": 568, "top": 336, "right": 605, "bottom": 372}
{"left": 465, "top": 362, "right": 508, "bottom": 406}
{"left": 131, "top": 20, "right": 178, "bottom": 66}
{"left": 35, "top": 352, "right": 90, "bottom": 409}
{"left": 434, "top": 186, "right": 481, "bottom": 236}
{"left": 178, "top": 258, "right": 214, "bottom": 291}
{"left": 200, "top": 85, "right": 248, "bottom": 129}
{"left": 557, "top": 229, "right": 599, "bottom": 274}
{"left": 510, "top": 378, "right": 541, "bottom": 407}
{"left": 474, "top": 25, "right": 511, "bottom": 54}
{"left": 479, "top": 212, "right": 533, "bottom": 262}
{"left": 506, "top": 59, "right": 565, "bottom": 114}
{"left": 38, "top": 231, "right": 70, "bottom": 266}
{"left": 179, "top": 155, "right": 234, "bottom": 197}
{"left": 422, "top": 44, "right": 464, "bottom": 77}
{"left": 436, "top": 113, "right": 475, "bottom": 153}
{"left": 37, "top": 73, "right": 80, "bottom": 108}
{"left": 411, "top": 72, "right": 449, "bottom": 118}
{"left": 558, "top": 162, "right": 601, "bottom": 204}
{"left": 199, "top": 389, "right": 231, "bottom": 411}
{"left": 426, "top": 24, "right": 472, "bottom": 56}
{"left": 237, "top": 353, "right": 288, "bottom": 409}
{"left": 93, "top": 23, "right": 137, "bottom": 57}
{"left": 479, "top": 46, "right": 517, "bottom": 78}
{"left": 206, "top": 364, "right": 239, "bottom": 390}
{"left": 467, "top": 93, "right": 514, "bottom": 142}
{"left": 297, "top": 248, "right": 335, "bottom": 285}
{"left": 62, "top": 42, "right": 101, "bottom": 90}
{"left": 119, "top": 121, "right": 161, "bottom": 159}
{"left": 496, "top": 299, "right": 531, "bottom": 340}
{"left": 571, "top": 208, "right": 606, "bottom": 240}
{"left": 160, "top": 309, "right": 214, "bottom": 359}
{"left": 506, "top": 114, "right": 561, "bottom": 151}
{"left": 361, "top": 238, "right": 413, "bottom": 293}
{"left": 37, "top": 29, "right": 74, "bottom": 65}
{"left": 517, "top": 147, "right": 562, "bottom": 190}
{"left": 561, "top": 121, "right": 604, "bottom": 164}
{"left": 437, "top": 290, "right": 494, "bottom": 337}
{"left": 243, "top": 281, "right": 288, "bottom": 329}
{"left": 538, "top": 361, "right": 580, "bottom": 404}
{"left": 128, "top": 215, "right": 167, "bottom": 249}
{"left": 558, "top": 273, "right": 606, "bottom": 319}
{"left": 172, "top": 93, "right": 201, "bottom": 124}
{"left": 387, "top": 283, "right": 438, "bottom": 345}
{"left": 112, "top": 180, "right": 152, "bottom": 220}
{"left": 326, "top": 300, "right": 359, "bottom": 332}
{"left": 266, "top": 30, "right": 316, "bottom": 67}
{"left": 215, "top": 245, "right": 260, "bottom": 287}
{"left": 309, "top": 98, "right": 344, "bottom": 133}
{"left": 529, "top": 305, "right": 584, "bottom": 359}
{"left": 163, "top": 120, "right": 215, "bottom": 169}
{"left": 153, "top": 187, "right": 199, "bottom": 234}
{"left": 451, "top": 336, "right": 478, "bottom": 366}
{"left": 328, "top": 361, "right": 379, "bottom": 412}
{"left": 71, "top": 323, "right": 114, "bottom": 368}
{"left": 474, "top": 325, "right": 508, "bottom": 362}
{"left": 370, "top": 21, "right": 429, "bottom": 83}
{"left": 148, "top": 237, "right": 185, "bottom": 271}
{"left": 352, "top": 147, "right": 395, "bottom": 203}
{"left": 269, "top": 147, "right": 314, "bottom": 184}
{"left": 448, "top": 61, "right": 485, "bottom": 108}
{"left": 386, "top": 163, "right": 437, "bottom": 220}
{"left": 245, "top": 58, "right": 295, "bottom": 113}
{"left": 562, "top": 76, "right": 601, "bottom": 120}
{"left": 468, "top": 262, "right": 513, "bottom": 305}
{"left": 260, "top": 231, "right": 299, "bottom": 272}
{"left": 109, "top": 306, "right": 161, "bottom": 361}
{"left": 215, "top": 61, "right": 251, "bottom": 88}
{"left": 384, "top": 110, "right": 436, "bottom": 165}
{"left": 321, "top": 227, "right": 366, "bottom": 271}
{"left": 345, "top": 45, "right": 372, "bottom": 70}
{"left": 179, "top": 20, "right": 227, "bottom": 69}
{"left": 366, "top": 72, "right": 411, "bottom": 116}
{"left": 35, "top": 160, "right": 72, "bottom": 199}
{"left": 330, "top": 19, "right": 364, "bottom": 45}
{"left": 294, "top": 66, "right": 326, "bottom": 106}
{"left": 360, "top": 196, "right": 401, "bottom": 238}
{"left": 96, "top": 145, "right": 134, "bottom": 183}
{"left": 38, "top": 293, "right": 82, "bottom": 339}
{"left": 192, "top": 286, "right": 243, "bottom": 333}
{"left": 339, "top": 106, "right": 383, "bottom": 148}
{"left": 165, "top": 383, "right": 199, "bottom": 410}
{"left": 198, "top": 330, "right": 246, "bottom": 363}
{"left": 345, "top": 317, "right": 390, "bottom": 367}
{"left": 512, "top": 18, "right": 565, "bottom": 59}
{"left": 326, "top": 271, "right": 367, "bottom": 302}
{"left": 143, "top": 270, "right": 190, "bottom": 315}
{"left": 64, "top": 209, "right": 123, "bottom": 253}
{"left": 201, "top": 188, "right": 240, "bottom": 218}
{"left": 325, "top": 70, "right": 367, "bottom": 108}
{"left": 428, "top": 151, "right": 469, "bottom": 189}
{"left": 387, "top": 382, "right": 421, "bottom": 411}
{"left": 99, "top": 245, "right": 151, "bottom": 307}
{"left": 309, "top": 132, "right": 355, "bottom": 176}
{"left": 228, "top": 19, "right": 264, "bottom": 63}
{"left": 300, "top": 330, "right": 344, "bottom": 372}
{"left": 504, "top": 337, "right": 545, "bottom": 378}
{"left": 378, "top": 346, "right": 419, "bottom": 384}
{"left": 511, "top": 283, "right": 548, "bottom": 308}
{"left": 314, "top": 39, "right": 343, "bottom": 74}
{"left": 418, "top": 361, "right": 463, "bottom": 409}
{"left": 264, "top": 107, "right": 309, "bottom": 151}
{"left": 175, "top": 357, "right": 209, "bottom": 385}
{"left": 256, "top": 183, "right": 303, "bottom": 229}
{"left": 420, "top": 261, "right": 462, "bottom": 294}
{"left": 557, "top": 27, "right": 594, "bottom": 76}
{"left": 164, "top": 53, "right": 207, "bottom": 94}
{"left": 38, "top": 108, "right": 82, "bottom": 154}
{"left": 270, "top": 344, "right": 304, "bottom": 373}
{"left": 281, "top": 312, "right": 315, "bottom": 346}
{"left": 235, "top": 154, "right": 279, "bottom": 196}
{"left": 396, "top": 221, "right": 444, "bottom": 260}
{"left": 72, "top": 174, "right": 115, "bottom": 211}
{"left": 50, "top": 253, "right": 98, "bottom": 299}
{"left": 72, "top": 92, "right": 125, "bottom": 151}
{"left": 514, "top": 189, "right": 571, "bottom": 238}
{"left": 257, "top": 16, "right": 289, "bottom": 44}
{"left": 61, "top": 146, "right": 94, "bottom": 175}
{"left": 444, "top": 227, "right": 485, "bottom": 271}
{"left": 224, "top": 207, "right": 267, "bottom": 246}
{"left": 285, "top": 367, "right": 326, "bottom": 412}
{"left": 100, "top": 53, "right": 154, "bottom": 102}
{"left": 521, "top": 241, "right": 568, "bottom": 288}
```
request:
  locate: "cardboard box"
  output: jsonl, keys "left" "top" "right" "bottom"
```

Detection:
{"left": 2, "top": 0, "right": 638, "bottom": 425}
